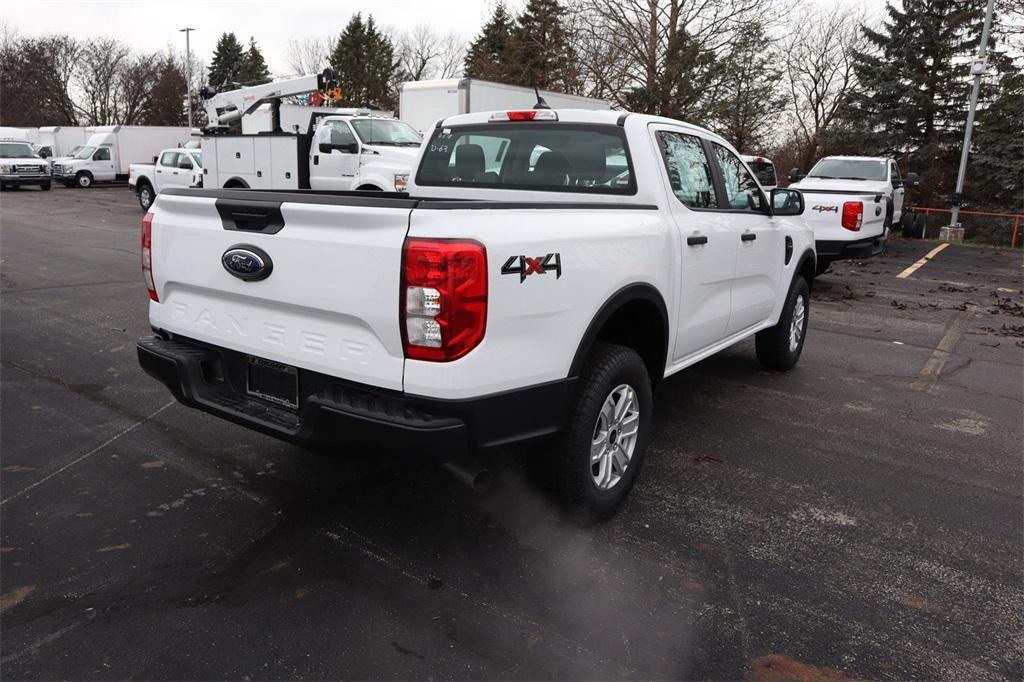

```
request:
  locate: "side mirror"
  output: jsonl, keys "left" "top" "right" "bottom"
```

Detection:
{"left": 771, "top": 188, "right": 804, "bottom": 216}
{"left": 788, "top": 168, "right": 802, "bottom": 183}
{"left": 902, "top": 172, "right": 920, "bottom": 189}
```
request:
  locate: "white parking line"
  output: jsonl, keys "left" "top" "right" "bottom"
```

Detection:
{"left": 897, "top": 243, "right": 949, "bottom": 279}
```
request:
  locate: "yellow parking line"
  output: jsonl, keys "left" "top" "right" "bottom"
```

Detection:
{"left": 897, "top": 243, "right": 949, "bottom": 279}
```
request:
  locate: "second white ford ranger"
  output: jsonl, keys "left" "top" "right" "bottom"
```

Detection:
{"left": 137, "top": 108, "right": 815, "bottom": 519}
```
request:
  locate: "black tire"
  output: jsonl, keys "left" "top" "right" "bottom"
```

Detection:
{"left": 137, "top": 182, "right": 154, "bottom": 210}
{"left": 40, "top": 181, "right": 51, "bottom": 191}
{"left": 61, "top": 181, "right": 75, "bottom": 188}
{"left": 883, "top": 199, "right": 893, "bottom": 229}
{"left": 554, "top": 342, "right": 653, "bottom": 522}
{"left": 756, "top": 275, "right": 810, "bottom": 371}
{"left": 900, "top": 211, "right": 915, "bottom": 233}
{"left": 913, "top": 212, "right": 926, "bottom": 239}
{"left": 814, "top": 257, "right": 832, "bottom": 277}
{"left": 75, "top": 172, "right": 93, "bottom": 189}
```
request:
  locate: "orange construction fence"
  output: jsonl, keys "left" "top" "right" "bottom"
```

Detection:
{"left": 911, "top": 206, "right": 1023, "bottom": 248}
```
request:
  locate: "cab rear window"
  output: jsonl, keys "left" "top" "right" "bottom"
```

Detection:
{"left": 415, "top": 123, "right": 636, "bottom": 195}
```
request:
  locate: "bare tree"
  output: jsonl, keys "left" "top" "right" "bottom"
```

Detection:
{"left": 116, "top": 52, "right": 161, "bottom": 124}
{"left": 782, "top": 6, "right": 865, "bottom": 169}
{"left": 285, "top": 36, "right": 332, "bottom": 76}
{"left": 394, "top": 24, "right": 465, "bottom": 81}
{"left": 74, "top": 37, "right": 131, "bottom": 124}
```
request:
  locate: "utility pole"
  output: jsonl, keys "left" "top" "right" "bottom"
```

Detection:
{"left": 179, "top": 27, "right": 196, "bottom": 128}
{"left": 945, "top": 0, "right": 996, "bottom": 240}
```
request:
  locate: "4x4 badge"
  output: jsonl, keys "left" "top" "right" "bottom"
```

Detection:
{"left": 501, "top": 253, "right": 562, "bottom": 283}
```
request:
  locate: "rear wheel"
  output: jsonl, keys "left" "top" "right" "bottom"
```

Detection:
{"left": 137, "top": 183, "right": 154, "bottom": 210}
{"left": 76, "top": 172, "right": 93, "bottom": 189}
{"left": 913, "top": 212, "right": 926, "bottom": 239}
{"left": 40, "top": 181, "right": 51, "bottom": 191}
{"left": 756, "top": 275, "right": 810, "bottom": 371}
{"left": 554, "top": 343, "right": 652, "bottom": 522}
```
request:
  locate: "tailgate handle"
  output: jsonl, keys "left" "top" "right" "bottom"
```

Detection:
{"left": 215, "top": 199, "right": 285, "bottom": 234}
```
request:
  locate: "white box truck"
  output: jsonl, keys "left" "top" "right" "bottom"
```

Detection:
{"left": 399, "top": 79, "right": 612, "bottom": 133}
{"left": 52, "top": 125, "right": 193, "bottom": 188}
{"left": 35, "top": 126, "right": 90, "bottom": 160}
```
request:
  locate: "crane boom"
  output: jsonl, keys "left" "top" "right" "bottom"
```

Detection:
{"left": 202, "top": 69, "right": 338, "bottom": 132}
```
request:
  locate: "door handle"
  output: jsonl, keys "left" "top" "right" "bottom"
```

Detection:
{"left": 687, "top": 235, "right": 708, "bottom": 246}
{"left": 741, "top": 232, "right": 756, "bottom": 242}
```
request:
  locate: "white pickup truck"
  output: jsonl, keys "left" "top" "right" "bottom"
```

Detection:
{"left": 128, "top": 147, "right": 203, "bottom": 211}
{"left": 136, "top": 108, "right": 815, "bottom": 519}
{"left": 788, "top": 156, "right": 920, "bottom": 273}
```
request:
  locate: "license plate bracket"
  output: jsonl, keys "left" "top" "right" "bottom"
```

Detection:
{"left": 246, "top": 356, "right": 299, "bottom": 409}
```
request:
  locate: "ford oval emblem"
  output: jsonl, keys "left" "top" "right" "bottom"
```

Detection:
{"left": 222, "top": 245, "right": 273, "bottom": 281}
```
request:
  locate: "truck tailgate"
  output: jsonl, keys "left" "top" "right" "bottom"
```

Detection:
{"left": 148, "top": 191, "right": 413, "bottom": 391}
{"left": 801, "top": 191, "right": 886, "bottom": 242}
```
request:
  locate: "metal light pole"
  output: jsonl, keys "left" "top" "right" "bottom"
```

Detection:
{"left": 179, "top": 27, "right": 196, "bottom": 128}
{"left": 948, "top": 0, "right": 996, "bottom": 234}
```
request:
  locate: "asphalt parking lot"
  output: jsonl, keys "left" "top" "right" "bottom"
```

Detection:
{"left": 2, "top": 184, "right": 1022, "bottom": 680}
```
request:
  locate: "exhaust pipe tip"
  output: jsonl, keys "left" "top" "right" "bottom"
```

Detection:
{"left": 441, "top": 461, "right": 493, "bottom": 493}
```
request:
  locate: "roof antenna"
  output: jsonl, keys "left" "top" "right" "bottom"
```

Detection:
{"left": 533, "top": 86, "right": 551, "bottom": 110}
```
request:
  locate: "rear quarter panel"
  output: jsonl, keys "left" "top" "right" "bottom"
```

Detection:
{"left": 403, "top": 206, "right": 673, "bottom": 399}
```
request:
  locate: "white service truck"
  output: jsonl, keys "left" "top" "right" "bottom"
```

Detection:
{"left": 52, "top": 125, "right": 192, "bottom": 188}
{"left": 137, "top": 107, "right": 815, "bottom": 519}
{"left": 399, "top": 78, "right": 611, "bottom": 133}
{"left": 0, "top": 128, "right": 51, "bottom": 190}
{"left": 128, "top": 147, "right": 203, "bottom": 210}
{"left": 788, "top": 156, "right": 920, "bottom": 273}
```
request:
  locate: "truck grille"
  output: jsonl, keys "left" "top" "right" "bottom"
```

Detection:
{"left": 15, "top": 164, "right": 47, "bottom": 174}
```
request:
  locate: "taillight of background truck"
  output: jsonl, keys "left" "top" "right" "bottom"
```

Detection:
{"left": 141, "top": 212, "right": 158, "bottom": 301}
{"left": 401, "top": 238, "right": 487, "bottom": 361}
{"left": 841, "top": 202, "right": 863, "bottom": 231}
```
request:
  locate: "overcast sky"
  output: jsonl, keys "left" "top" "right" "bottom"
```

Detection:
{"left": 4, "top": 0, "right": 884, "bottom": 77}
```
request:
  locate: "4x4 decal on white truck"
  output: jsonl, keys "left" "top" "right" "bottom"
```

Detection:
{"left": 811, "top": 205, "right": 839, "bottom": 213}
{"left": 500, "top": 253, "right": 562, "bottom": 283}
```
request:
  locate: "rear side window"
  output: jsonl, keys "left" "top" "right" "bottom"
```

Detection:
{"left": 656, "top": 131, "right": 718, "bottom": 209}
{"left": 159, "top": 152, "right": 177, "bottom": 167}
{"left": 416, "top": 123, "right": 635, "bottom": 195}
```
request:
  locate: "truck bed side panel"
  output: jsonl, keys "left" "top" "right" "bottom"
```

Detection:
{"left": 403, "top": 206, "right": 671, "bottom": 400}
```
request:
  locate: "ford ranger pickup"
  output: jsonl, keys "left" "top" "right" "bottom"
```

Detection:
{"left": 137, "top": 108, "right": 816, "bottom": 518}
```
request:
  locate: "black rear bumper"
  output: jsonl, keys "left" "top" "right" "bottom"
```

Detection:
{"left": 137, "top": 334, "right": 576, "bottom": 458}
{"left": 816, "top": 234, "right": 886, "bottom": 260}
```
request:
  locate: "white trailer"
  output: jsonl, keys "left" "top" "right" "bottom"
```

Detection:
{"left": 36, "top": 126, "right": 90, "bottom": 159}
{"left": 398, "top": 79, "right": 612, "bottom": 133}
{"left": 51, "top": 125, "right": 193, "bottom": 187}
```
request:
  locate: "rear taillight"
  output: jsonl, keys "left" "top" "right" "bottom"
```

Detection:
{"left": 141, "top": 212, "right": 158, "bottom": 301}
{"left": 841, "top": 201, "right": 863, "bottom": 231}
{"left": 401, "top": 238, "right": 487, "bottom": 362}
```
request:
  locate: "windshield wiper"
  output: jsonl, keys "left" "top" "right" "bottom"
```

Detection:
{"left": 807, "top": 175, "right": 835, "bottom": 179}
{"left": 837, "top": 176, "right": 871, "bottom": 181}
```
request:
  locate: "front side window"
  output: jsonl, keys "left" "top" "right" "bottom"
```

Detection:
{"left": 323, "top": 121, "right": 356, "bottom": 148}
{"left": 712, "top": 143, "right": 767, "bottom": 212}
{"left": 890, "top": 162, "right": 901, "bottom": 187}
{"left": 93, "top": 147, "right": 111, "bottom": 161}
{"left": 417, "top": 123, "right": 635, "bottom": 194}
{"left": 178, "top": 155, "right": 193, "bottom": 170}
{"left": 159, "top": 151, "right": 178, "bottom": 167}
{"left": 656, "top": 131, "right": 717, "bottom": 209}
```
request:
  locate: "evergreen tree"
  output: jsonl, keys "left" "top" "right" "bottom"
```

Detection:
{"left": 509, "top": 0, "right": 576, "bottom": 91}
{"left": 837, "top": 0, "right": 1001, "bottom": 204}
{"left": 239, "top": 37, "right": 271, "bottom": 85}
{"left": 207, "top": 32, "right": 245, "bottom": 90}
{"left": 713, "top": 21, "right": 786, "bottom": 152}
{"left": 144, "top": 55, "right": 187, "bottom": 126}
{"left": 970, "top": 65, "right": 1023, "bottom": 212}
{"left": 329, "top": 14, "right": 398, "bottom": 110}
{"left": 463, "top": 3, "right": 516, "bottom": 82}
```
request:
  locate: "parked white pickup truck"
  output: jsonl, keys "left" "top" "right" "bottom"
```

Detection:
{"left": 137, "top": 108, "right": 815, "bottom": 519}
{"left": 128, "top": 147, "right": 203, "bottom": 211}
{"left": 788, "top": 156, "right": 920, "bottom": 273}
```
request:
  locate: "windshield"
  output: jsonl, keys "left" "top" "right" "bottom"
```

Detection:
{"left": 0, "top": 142, "right": 38, "bottom": 159}
{"left": 73, "top": 146, "right": 96, "bottom": 160}
{"left": 351, "top": 119, "right": 422, "bottom": 146}
{"left": 66, "top": 146, "right": 84, "bottom": 157}
{"left": 416, "top": 123, "right": 636, "bottom": 195}
{"left": 808, "top": 158, "right": 887, "bottom": 181}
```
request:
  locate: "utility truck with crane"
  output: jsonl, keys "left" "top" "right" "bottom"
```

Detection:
{"left": 199, "top": 70, "right": 422, "bottom": 193}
